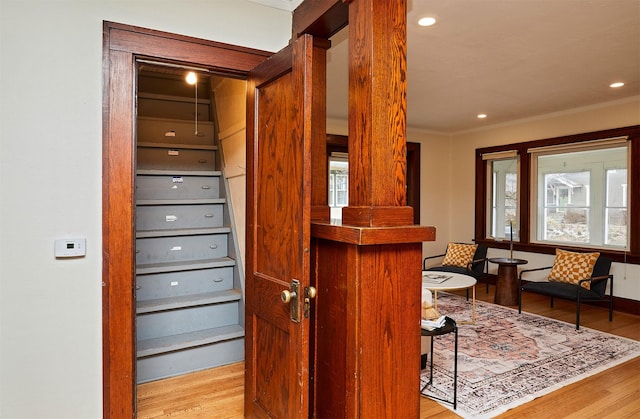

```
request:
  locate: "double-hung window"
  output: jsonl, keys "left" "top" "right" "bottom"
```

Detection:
{"left": 475, "top": 126, "right": 638, "bottom": 262}
{"left": 530, "top": 138, "right": 629, "bottom": 249}
{"left": 483, "top": 151, "right": 519, "bottom": 241}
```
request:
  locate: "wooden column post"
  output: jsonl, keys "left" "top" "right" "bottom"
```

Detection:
{"left": 297, "top": 1, "right": 436, "bottom": 418}
{"left": 342, "top": 0, "right": 414, "bottom": 227}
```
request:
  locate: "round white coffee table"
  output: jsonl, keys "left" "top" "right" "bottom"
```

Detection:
{"left": 422, "top": 271, "right": 477, "bottom": 324}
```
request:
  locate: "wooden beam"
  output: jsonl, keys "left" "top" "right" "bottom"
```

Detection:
{"left": 292, "top": 0, "right": 349, "bottom": 39}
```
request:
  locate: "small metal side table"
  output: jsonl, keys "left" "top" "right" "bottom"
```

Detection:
{"left": 489, "top": 257, "right": 528, "bottom": 306}
{"left": 420, "top": 316, "right": 458, "bottom": 410}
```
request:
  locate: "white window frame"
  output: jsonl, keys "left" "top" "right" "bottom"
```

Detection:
{"left": 529, "top": 137, "right": 630, "bottom": 250}
{"left": 483, "top": 151, "right": 520, "bottom": 241}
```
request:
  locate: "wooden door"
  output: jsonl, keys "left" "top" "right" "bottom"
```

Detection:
{"left": 245, "top": 33, "right": 322, "bottom": 418}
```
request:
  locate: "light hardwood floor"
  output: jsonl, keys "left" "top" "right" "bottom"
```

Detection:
{"left": 137, "top": 285, "right": 640, "bottom": 418}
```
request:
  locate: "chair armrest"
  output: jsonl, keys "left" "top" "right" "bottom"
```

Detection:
{"left": 518, "top": 266, "right": 553, "bottom": 284}
{"left": 423, "top": 254, "right": 446, "bottom": 270}
{"left": 578, "top": 274, "right": 613, "bottom": 285}
{"left": 467, "top": 258, "right": 488, "bottom": 274}
{"left": 518, "top": 266, "right": 553, "bottom": 279}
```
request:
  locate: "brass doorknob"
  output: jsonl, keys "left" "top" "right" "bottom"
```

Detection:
{"left": 281, "top": 289, "right": 297, "bottom": 304}
{"left": 306, "top": 286, "right": 317, "bottom": 299}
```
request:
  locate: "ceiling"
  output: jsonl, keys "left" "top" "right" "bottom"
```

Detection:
{"left": 253, "top": 0, "right": 640, "bottom": 134}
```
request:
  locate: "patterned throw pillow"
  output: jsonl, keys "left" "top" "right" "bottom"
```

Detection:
{"left": 442, "top": 243, "right": 478, "bottom": 268}
{"left": 548, "top": 249, "right": 600, "bottom": 290}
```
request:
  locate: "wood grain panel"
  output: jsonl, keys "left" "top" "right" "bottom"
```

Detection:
{"left": 254, "top": 315, "right": 292, "bottom": 418}
{"left": 255, "top": 71, "right": 302, "bottom": 280}
{"left": 311, "top": 222, "right": 435, "bottom": 245}
{"left": 313, "top": 238, "right": 423, "bottom": 418}
{"left": 347, "top": 0, "right": 408, "bottom": 210}
{"left": 103, "top": 45, "right": 136, "bottom": 418}
{"left": 108, "top": 23, "right": 271, "bottom": 75}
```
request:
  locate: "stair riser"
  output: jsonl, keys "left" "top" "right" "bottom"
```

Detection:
{"left": 137, "top": 267, "right": 234, "bottom": 300}
{"left": 137, "top": 337, "right": 244, "bottom": 384}
{"left": 137, "top": 302, "right": 240, "bottom": 340}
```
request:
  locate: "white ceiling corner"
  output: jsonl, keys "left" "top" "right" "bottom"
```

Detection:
{"left": 247, "top": 0, "right": 303, "bottom": 12}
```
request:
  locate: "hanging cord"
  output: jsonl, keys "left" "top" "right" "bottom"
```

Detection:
{"left": 194, "top": 80, "right": 199, "bottom": 136}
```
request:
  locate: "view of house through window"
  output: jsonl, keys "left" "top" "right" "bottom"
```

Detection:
{"left": 533, "top": 145, "right": 629, "bottom": 249}
{"left": 476, "top": 127, "right": 636, "bottom": 258}
{"left": 329, "top": 153, "right": 348, "bottom": 220}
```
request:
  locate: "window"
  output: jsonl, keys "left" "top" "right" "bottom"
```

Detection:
{"left": 475, "top": 126, "right": 639, "bottom": 263}
{"left": 326, "top": 134, "right": 422, "bottom": 224}
{"left": 531, "top": 141, "right": 628, "bottom": 249}
{"left": 484, "top": 153, "right": 519, "bottom": 240}
{"left": 329, "top": 153, "right": 349, "bottom": 220}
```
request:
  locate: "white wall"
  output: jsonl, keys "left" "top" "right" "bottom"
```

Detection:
{"left": 0, "top": 1, "right": 292, "bottom": 418}
{"left": 211, "top": 76, "right": 248, "bottom": 273}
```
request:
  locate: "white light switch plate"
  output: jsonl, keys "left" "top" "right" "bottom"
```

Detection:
{"left": 55, "top": 238, "right": 86, "bottom": 258}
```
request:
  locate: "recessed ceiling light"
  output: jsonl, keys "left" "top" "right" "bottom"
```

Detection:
{"left": 418, "top": 17, "right": 436, "bottom": 27}
{"left": 610, "top": 82, "right": 624, "bottom": 88}
{"left": 477, "top": 114, "right": 487, "bottom": 119}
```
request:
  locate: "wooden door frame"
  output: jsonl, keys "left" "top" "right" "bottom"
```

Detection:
{"left": 102, "top": 21, "right": 271, "bottom": 417}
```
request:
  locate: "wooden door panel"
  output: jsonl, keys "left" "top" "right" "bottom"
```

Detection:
{"left": 253, "top": 315, "right": 293, "bottom": 418}
{"left": 246, "top": 34, "right": 321, "bottom": 418}
{"left": 255, "top": 71, "right": 303, "bottom": 280}
{"left": 252, "top": 273, "right": 292, "bottom": 330}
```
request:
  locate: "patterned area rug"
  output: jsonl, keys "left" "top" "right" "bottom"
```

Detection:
{"left": 420, "top": 292, "right": 640, "bottom": 418}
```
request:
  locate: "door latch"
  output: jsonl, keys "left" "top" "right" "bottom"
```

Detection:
{"left": 281, "top": 281, "right": 317, "bottom": 322}
{"left": 303, "top": 286, "right": 317, "bottom": 319}
{"left": 281, "top": 279, "right": 300, "bottom": 322}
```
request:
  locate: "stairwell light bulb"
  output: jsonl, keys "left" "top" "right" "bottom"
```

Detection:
{"left": 186, "top": 72, "right": 197, "bottom": 85}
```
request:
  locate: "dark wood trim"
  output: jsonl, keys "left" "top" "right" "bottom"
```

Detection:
{"left": 292, "top": 0, "right": 348, "bottom": 39}
{"left": 475, "top": 125, "right": 640, "bottom": 265}
{"left": 102, "top": 21, "right": 271, "bottom": 418}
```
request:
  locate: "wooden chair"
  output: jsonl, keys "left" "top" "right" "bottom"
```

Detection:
{"left": 518, "top": 254, "right": 613, "bottom": 330}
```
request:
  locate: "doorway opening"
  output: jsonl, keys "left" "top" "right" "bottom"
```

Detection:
{"left": 102, "top": 21, "right": 270, "bottom": 416}
{"left": 133, "top": 62, "right": 247, "bottom": 386}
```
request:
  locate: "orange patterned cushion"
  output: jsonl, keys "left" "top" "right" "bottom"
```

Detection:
{"left": 548, "top": 249, "right": 599, "bottom": 290}
{"left": 442, "top": 243, "right": 478, "bottom": 268}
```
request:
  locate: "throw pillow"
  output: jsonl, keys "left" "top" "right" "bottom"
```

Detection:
{"left": 548, "top": 248, "right": 600, "bottom": 290}
{"left": 442, "top": 242, "right": 478, "bottom": 268}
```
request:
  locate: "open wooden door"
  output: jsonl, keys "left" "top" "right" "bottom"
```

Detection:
{"left": 245, "top": 33, "right": 326, "bottom": 418}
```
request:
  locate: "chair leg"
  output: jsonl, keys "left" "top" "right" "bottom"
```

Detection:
{"left": 609, "top": 297, "right": 614, "bottom": 322}
{"left": 453, "top": 326, "right": 458, "bottom": 410}
{"left": 550, "top": 297, "right": 554, "bottom": 308}
{"left": 518, "top": 289, "right": 522, "bottom": 314}
{"left": 576, "top": 299, "right": 581, "bottom": 330}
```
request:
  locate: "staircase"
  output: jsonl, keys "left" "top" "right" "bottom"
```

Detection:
{"left": 134, "top": 86, "right": 245, "bottom": 383}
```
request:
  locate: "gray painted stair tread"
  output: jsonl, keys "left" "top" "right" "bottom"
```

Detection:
{"left": 137, "top": 289, "right": 241, "bottom": 314}
{"left": 136, "top": 198, "right": 226, "bottom": 206}
{"left": 137, "top": 324, "right": 245, "bottom": 358}
{"left": 136, "top": 169, "right": 222, "bottom": 176}
{"left": 138, "top": 142, "right": 218, "bottom": 151}
{"left": 136, "top": 257, "right": 236, "bottom": 274}
{"left": 136, "top": 226, "right": 231, "bottom": 238}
